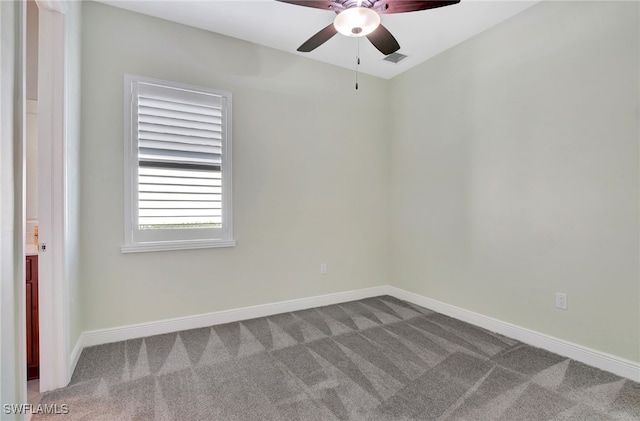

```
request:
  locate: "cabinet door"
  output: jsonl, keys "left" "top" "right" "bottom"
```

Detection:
{"left": 26, "top": 255, "right": 39, "bottom": 380}
{"left": 26, "top": 281, "right": 33, "bottom": 365}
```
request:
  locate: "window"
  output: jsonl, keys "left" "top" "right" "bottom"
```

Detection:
{"left": 122, "top": 75, "right": 234, "bottom": 253}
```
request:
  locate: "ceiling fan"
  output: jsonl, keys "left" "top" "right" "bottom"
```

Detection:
{"left": 276, "top": 0, "right": 461, "bottom": 55}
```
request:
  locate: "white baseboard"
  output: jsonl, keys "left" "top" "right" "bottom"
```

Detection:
{"left": 80, "top": 285, "right": 391, "bottom": 348}
{"left": 388, "top": 286, "right": 640, "bottom": 383}
{"left": 68, "top": 336, "right": 83, "bottom": 381}
{"left": 73, "top": 284, "right": 639, "bottom": 383}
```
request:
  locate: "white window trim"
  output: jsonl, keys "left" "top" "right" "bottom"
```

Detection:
{"left": 122, "top": 74, "right": 234, "bottom": 253}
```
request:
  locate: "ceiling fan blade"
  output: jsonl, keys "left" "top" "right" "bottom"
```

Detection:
{"left": 374, "top": 0, "right": 460, "bottom": 14}
{"left": 366, "top": 24, "right": 400, "bottom": 55}
{"left": 297, "top": 23, "right": 338, "bottom": 52}
{"left": 276, "top": 0, "right": 342, "bottom": 12}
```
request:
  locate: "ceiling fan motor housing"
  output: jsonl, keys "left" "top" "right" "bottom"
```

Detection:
{"left": 333, "top": 6, "right": 381, "bottom": 37}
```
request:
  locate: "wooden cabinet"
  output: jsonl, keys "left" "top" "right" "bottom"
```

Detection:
{"left": 26, "top": 255, "right": 39, "bottom": 380}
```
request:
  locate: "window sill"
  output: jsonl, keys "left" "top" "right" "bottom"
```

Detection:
{"left": 121, "top": 239, "right": 236, "bottom": 254}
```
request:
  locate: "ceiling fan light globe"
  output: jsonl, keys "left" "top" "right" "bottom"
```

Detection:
{"left": 333, "top": 7, "right": 380, "bottom": 38}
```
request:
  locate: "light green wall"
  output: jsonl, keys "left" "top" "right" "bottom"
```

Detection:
{"left": 389, "top": 1, "right": 639, "bottom": 362}
{"left": 79, "top": 2, "right": 391, "bottom": 330}
{"left": 67, "top": 0, "right": 83, "bottom": 357}
{"left": 79, "top": 1, "right": 639, "bottom": 364}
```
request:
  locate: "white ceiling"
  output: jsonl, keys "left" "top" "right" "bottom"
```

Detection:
{"left": 99, "top": 0, "right": 539, "bottom": 79}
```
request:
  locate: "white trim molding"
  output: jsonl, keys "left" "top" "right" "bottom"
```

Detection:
{"left": 388, "top": 286, "right": 640, "bottom": 383}
{"left": 37, "top": 3, "right": 70, "bottom": 392}
{"left": 81, "top": 286, "right": 390, "bottom": 348}
{"left": 121, "top": 239, "right": 236, "bottom": 254}
{"left": 68, "top": 337, "right": 82, "bottom": 381}
{"left": 72, "top": 285, "right": 639, "bottom": 384}
{"left": 35, "top": 0, "right": 68, "bottom": 14}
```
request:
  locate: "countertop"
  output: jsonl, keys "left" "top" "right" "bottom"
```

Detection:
{"left": 26, "top": 244, "right": 38, "bottom": 256}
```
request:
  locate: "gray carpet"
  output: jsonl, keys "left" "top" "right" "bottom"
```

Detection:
{"left": 35, "top": 296, "right": 639, "bottom": 420}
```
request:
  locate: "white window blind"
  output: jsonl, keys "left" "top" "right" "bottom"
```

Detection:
{"left": 123, "top": 75, "right": 234, "bottom": 252}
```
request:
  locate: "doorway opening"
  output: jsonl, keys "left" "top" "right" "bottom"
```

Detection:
{"left": 25, "top": 0, "right": 40, "bottom": 405}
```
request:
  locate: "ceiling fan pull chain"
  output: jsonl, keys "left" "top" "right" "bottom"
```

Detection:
{"left": 355, "top": 38, "right": 360, "bottom": 90}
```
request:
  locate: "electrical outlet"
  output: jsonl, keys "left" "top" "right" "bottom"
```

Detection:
{"left": 555, "top": 293, "right": 567, "bottom": 310}
{"left": 320, "top": 263, "right": 327, "bottom": 275}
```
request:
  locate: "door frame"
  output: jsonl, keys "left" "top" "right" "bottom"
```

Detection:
{"left": 35, "top": 0, "right": 70, "bottom": 392}
{"left": 1, "top": 0, "right": 27, "bottom": 411}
